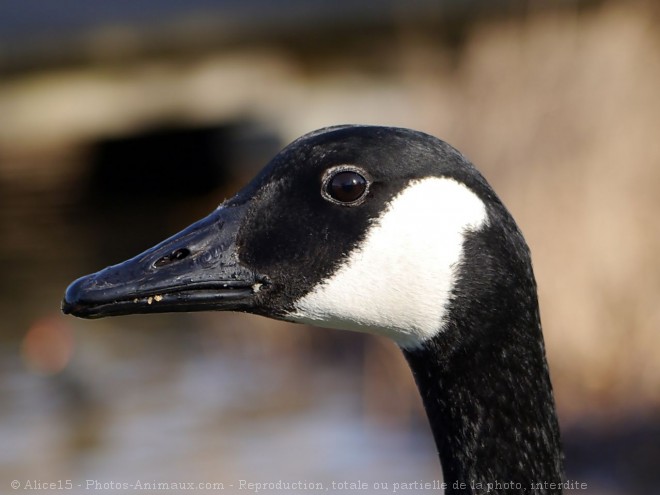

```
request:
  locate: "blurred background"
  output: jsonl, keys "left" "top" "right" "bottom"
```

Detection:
{"left": 1, "top": 0, "right": 658, "bottom": 493}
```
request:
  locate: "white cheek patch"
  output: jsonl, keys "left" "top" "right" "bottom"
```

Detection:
{"left": 286, "top": 177, "right": 488, "bottom": 350}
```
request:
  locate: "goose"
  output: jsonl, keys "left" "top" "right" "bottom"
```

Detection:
{"left": 62, "top": 125, "right": 564, "bottom": 494}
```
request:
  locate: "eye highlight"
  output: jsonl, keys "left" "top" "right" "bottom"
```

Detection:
{"left": 322, "top": 167, "right": 370, "bottom": 205}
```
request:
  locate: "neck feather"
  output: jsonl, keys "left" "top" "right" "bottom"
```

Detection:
{"left": 402, "top": 213, "right": 564, "bottom": 494}
{"left": 403, "top": 294, "right": 563, "bottom": 495}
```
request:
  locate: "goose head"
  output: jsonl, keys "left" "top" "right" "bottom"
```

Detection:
{"left": 62, "top": 125, "right": 509, "bottom": 350}
{"left": 63, "top": 125, "right": 563, "bottom": 491}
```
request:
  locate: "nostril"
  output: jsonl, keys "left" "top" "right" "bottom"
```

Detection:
{"left": 154, "top": 248, "right": 191, "bottom": 268}
{"left": 172, "top": 248, "right": 190, "bottom": 260}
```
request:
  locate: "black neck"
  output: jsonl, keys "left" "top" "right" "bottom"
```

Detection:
{"left": 403, "top": 307, "right": 563, "bottom": 495}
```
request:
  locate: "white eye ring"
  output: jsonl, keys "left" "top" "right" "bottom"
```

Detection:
{"left": 321, "top": 165, "right": 371, "bottom": 206}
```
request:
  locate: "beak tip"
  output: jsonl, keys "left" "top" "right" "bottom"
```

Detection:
{"left": 61, "top": 275, "right": 91, "bottom": 317}
{"left": 60, "top": 299, "right": 76, "bottom": 316}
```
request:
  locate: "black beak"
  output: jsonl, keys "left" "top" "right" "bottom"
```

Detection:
{"left": 62, "top": 203, "right": 265, "bottom": 319}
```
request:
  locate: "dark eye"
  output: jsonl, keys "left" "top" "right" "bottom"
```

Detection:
{"left": 324, "top": 169, "right": 368, "bottom": 205}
